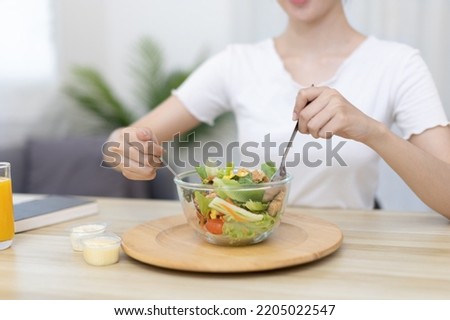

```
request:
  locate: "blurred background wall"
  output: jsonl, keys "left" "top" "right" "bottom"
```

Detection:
{"left": 1, "top": 0, "right": 449, "bottom": 210}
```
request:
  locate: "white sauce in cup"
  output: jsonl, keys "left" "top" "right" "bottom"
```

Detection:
{"left": 82, "top": 233, "right": 121, "bottom": 266}
{"left": 70, "top": 223, "right": 107, "bottom": 251}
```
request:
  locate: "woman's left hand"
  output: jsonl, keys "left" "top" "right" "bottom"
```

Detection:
{"left": 292, "top": 86, "right": 381, "bottom": 143}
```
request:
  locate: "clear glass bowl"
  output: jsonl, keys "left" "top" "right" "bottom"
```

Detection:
{"left": 174, "top": 169, "right": 292, "bottom": 246}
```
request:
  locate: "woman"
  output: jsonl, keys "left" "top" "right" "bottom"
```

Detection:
{"left": 105, "top": 0, "right": 450, "bottom": 218}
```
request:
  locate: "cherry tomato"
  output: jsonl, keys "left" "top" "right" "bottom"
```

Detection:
{"left": 205, "top": 219, "right": 224, "bottom": 235}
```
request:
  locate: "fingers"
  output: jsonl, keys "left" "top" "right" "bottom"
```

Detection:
{"left": 127, "top": 128, "right": 164, "bottom": 157}
{"left": 318, "top": 117, "right": 340, "bottom": 140}
{"left": 293, "top": 86, "right": 345, "bottom": 139}
{"left": 297, "top": 91, "right": 332, "bottom": 135}
{"left": 121, "top": 159, "right": 157, "bottom": 181}
{"left": 292, "top": 85, "right": 322, "bottom": 121}
{"left": 136, "top": 127, "right": 152, "bottom": 141}
{"left": 119, "top": 143, "right": 163, "bottom": 167}
{"left": 104, "top": 127, "right": 165, "bottom": 180}
{"left": 305, "top": 109, "right": 335, "bottom": 139}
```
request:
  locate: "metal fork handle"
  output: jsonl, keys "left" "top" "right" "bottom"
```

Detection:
{"left": 271, "top": 84, "right": 313, "bottom": 181}
{"left": 278, "top": 120, "right": 298, "bottom": 177}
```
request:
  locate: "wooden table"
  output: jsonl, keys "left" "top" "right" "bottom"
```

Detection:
{"left": 1, "top": 196, "right": 449, "bottom": 299}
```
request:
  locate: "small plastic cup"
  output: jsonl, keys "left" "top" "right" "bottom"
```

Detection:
{"left": 69, "top": 222, "right": 107, "bottom": 251}
{"left": 81, "top": 233, "right": 121, "bottom": 266}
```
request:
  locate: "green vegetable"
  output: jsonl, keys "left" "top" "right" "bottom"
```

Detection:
{"left": 222, "top": 215, "right": 275, "bottom": 240}
{"left": 236, "top": 175, "right": 253, "bottom": 185}
{"left": 208, "top": 197, "right": 263, "bottom": 222}
{"left": 205, "top": 163, "right": 219, "bottom": 178}
{"left": 224, "top": 162, "right": 234, "bottom": 177}
{"left": 213, "top": 178, "right": 264, "bottom": 202}
{"left": 261, "top": 162, "right": 276, "bottom": 179}
{"left": 194, "top": 191, "right": 212, "bottom": 216}
{"left": 244, "top": 200, "right": 268, "bottom": 212}
{"left": 195, "top": 166, "right": 208, "bottom": 180}
{"left": 192, "top": 162, "right": 282, "bottom": 243}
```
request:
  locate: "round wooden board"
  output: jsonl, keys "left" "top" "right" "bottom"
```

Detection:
{"left": 121, "top": 213, "right": 343, "bottom": 273}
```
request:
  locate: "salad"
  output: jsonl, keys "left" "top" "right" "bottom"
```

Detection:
{"left": 189, "top": 162, "right": 287, "bottom": 242}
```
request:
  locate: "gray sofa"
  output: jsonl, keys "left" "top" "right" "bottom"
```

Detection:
{"left": 0, "top": 135, "right": 177, "bottom": 199}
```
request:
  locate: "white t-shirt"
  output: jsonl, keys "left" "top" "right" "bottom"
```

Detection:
{"left": 172, "top": 36, "right": 449, "bottom": 209}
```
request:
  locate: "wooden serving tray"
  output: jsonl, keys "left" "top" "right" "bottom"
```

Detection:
{"left": 121, "top": 213, "right": 343, "bottom": 273}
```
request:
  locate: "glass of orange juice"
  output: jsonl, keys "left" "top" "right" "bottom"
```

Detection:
{"left": 0, "top": 162, "right": 14, "bottom": 250}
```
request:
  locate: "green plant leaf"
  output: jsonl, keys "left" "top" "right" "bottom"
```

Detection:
{"left": 64, "top": 67, "right": 135, "bottom": 128}
{"left": 130, "top": 37, "right": 197, "bottom": 111}
{"left": 130, "top": 37, "right": 165, "bottom": 110}
{"left": 64, "top": 36, "right": 204, "bottom": 134}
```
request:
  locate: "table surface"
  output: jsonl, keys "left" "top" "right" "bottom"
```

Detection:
{"left": 1, "top": 195, "right": 450, "bottom": 299}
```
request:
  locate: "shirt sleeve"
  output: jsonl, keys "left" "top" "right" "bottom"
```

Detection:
{"left": 392, "top": 49, "right": 449, "bottom": 139}
{"left": 172, "top": 47, "right": 232, "bottom": 126}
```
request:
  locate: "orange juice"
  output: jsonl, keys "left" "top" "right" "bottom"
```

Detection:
{"left": 0, "top": 177, "right": 14, "bottom": 243}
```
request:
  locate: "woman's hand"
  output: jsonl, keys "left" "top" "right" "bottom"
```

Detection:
{"left": 102, "top": 96, "right": 201, "bottom": 181}
{"left": 103, "top": 127, "right": 164, "bottom": 180}
{"left": 292, "top": 86, "right": 382, "bottom": 143}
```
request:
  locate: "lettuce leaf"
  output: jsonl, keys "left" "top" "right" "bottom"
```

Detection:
{"left": 244, "top": 200, "right": 268, "bottom": 212}
{"left": 224, "top": 162, "right": 234, "bottom": 177}
{"left": 261, "top": 162, "right": 276, "bottom": 179}
{"left": 194, "top": 191, "right": 212, "bottom": 217}
{"left": 222, "top": 215, "right": 276, "bottom": 240}
{"left": 208, "top": 197, "right": 264, "bottom": 222}
{"left": 236, "top": 175, "right": 253, "bottom": 185}
{"left": 213, "top": 178, "right": 264, "bottom": 202}
{"left": 195, "top": 166, "right": 208, "bottom": 180}
{"left": 205, "top": 165, "right": 219, "bottom": 178}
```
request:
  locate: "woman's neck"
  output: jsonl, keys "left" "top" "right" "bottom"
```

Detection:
{"left": 273, "top": 4, "right": 366, "bottom": 86}
{"left": 276, "top": 5, "right": 363, "bottom": 58}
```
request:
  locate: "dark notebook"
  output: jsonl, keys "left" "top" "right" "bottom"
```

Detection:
{"left": 14, "top": 195, "right": 99, "bottom": 233}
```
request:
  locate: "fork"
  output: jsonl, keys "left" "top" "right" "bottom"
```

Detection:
{"left": 270, "top": 120, "right": 299, "bottom": 182}
{"left": 271, "top": 84, "right": 314, "bottom": 182}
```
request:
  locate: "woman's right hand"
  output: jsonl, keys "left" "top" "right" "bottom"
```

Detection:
{"left": 102, "top": 127, "right": 165, "bottom": 180}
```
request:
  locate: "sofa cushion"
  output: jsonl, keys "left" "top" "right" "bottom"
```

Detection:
{"left": 0, "top": 145, "right": 27, "bottom": 193}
